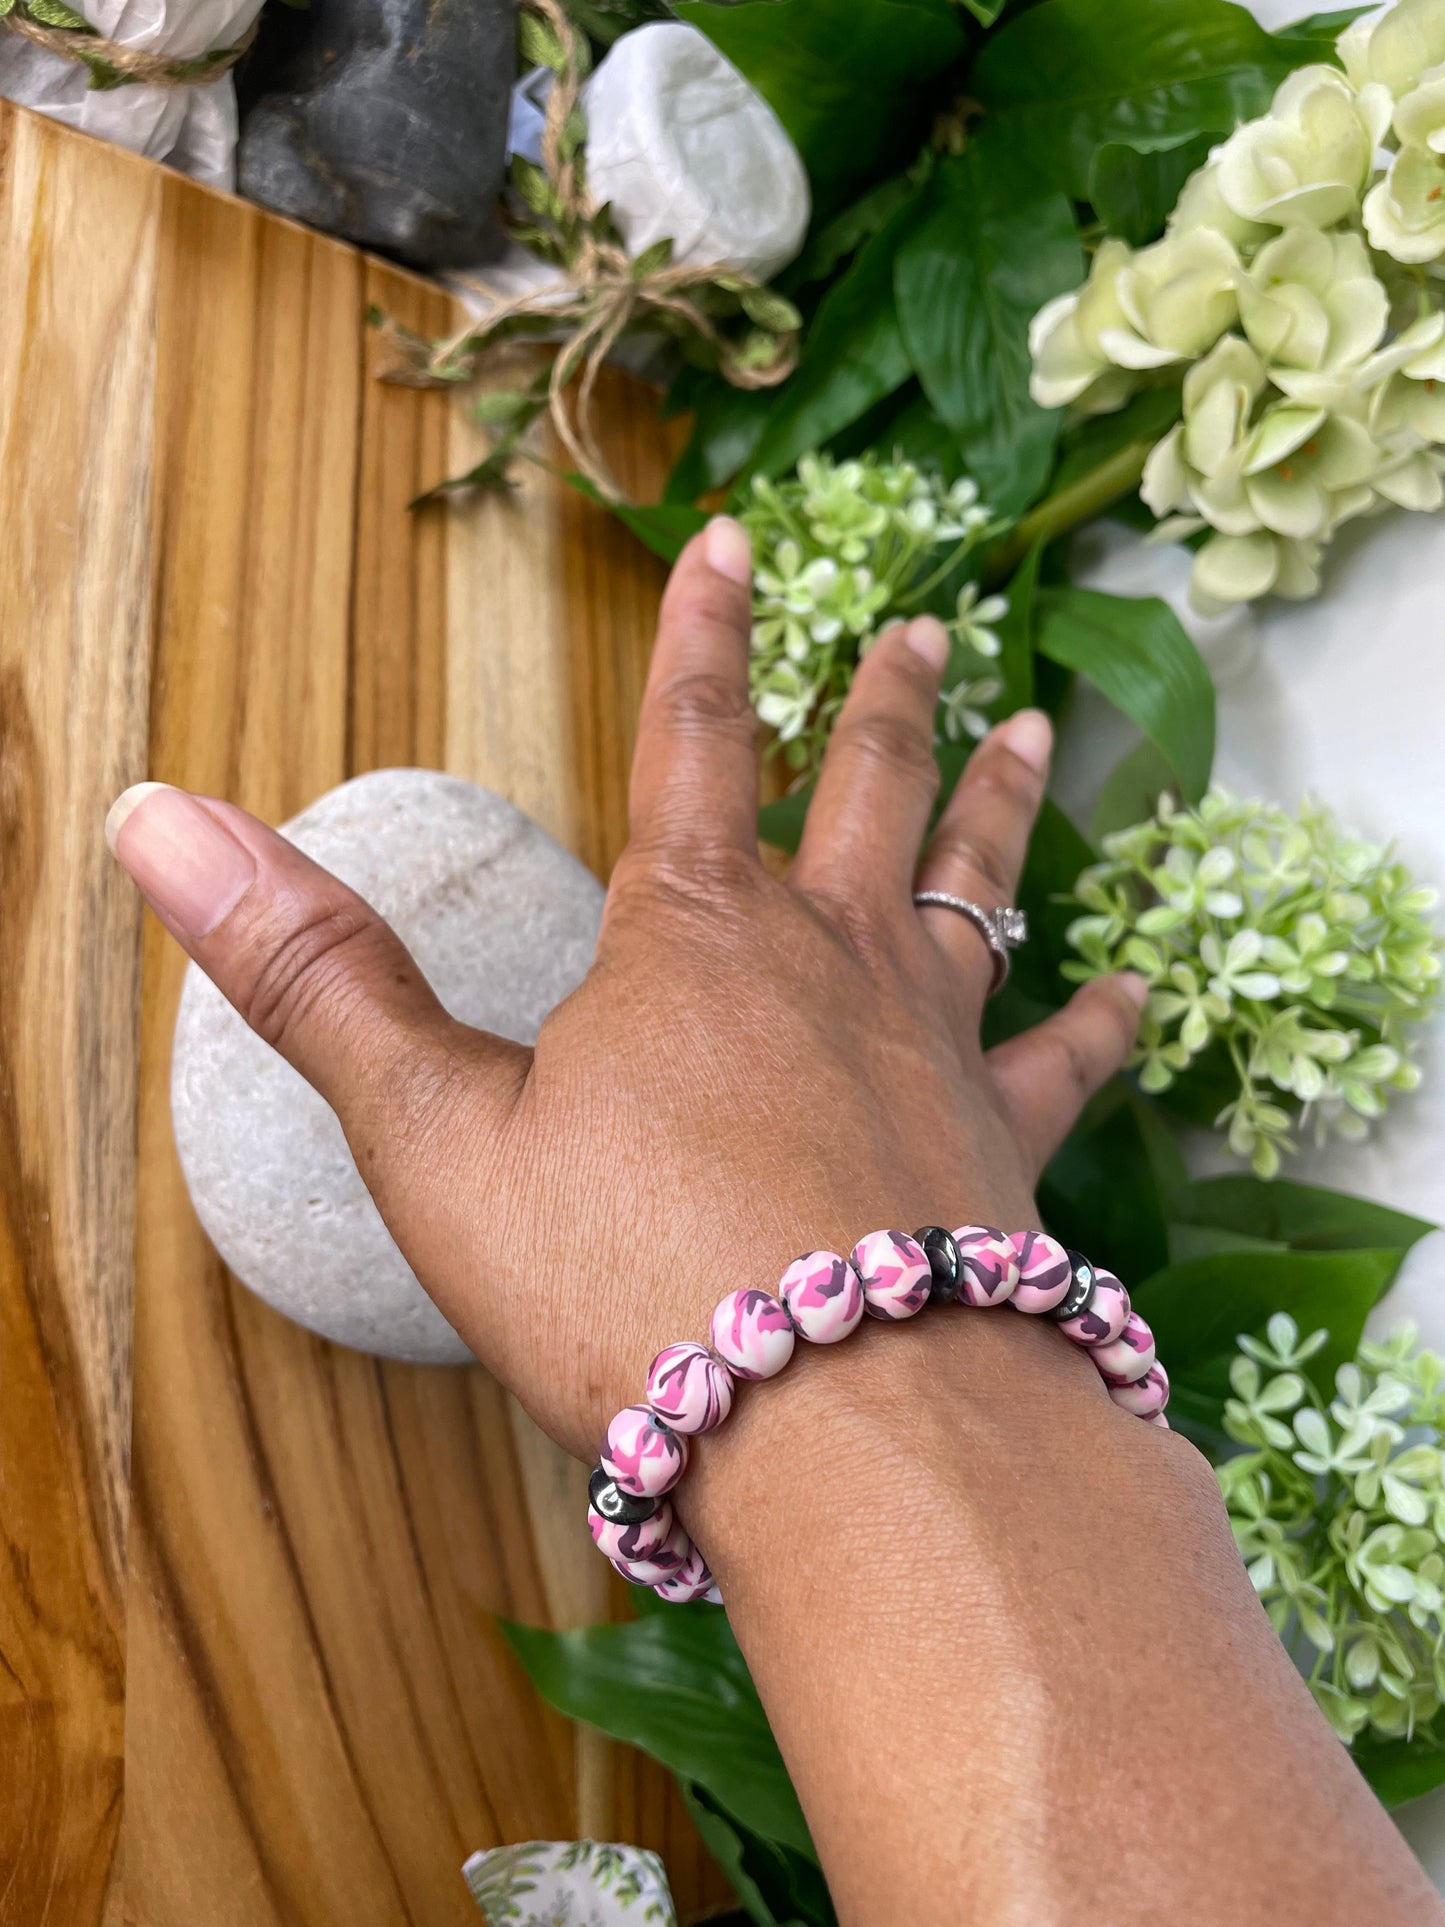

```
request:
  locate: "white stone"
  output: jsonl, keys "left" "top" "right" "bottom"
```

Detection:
{"left": 170, "top": 768, "right": 603, "bottom": 1364}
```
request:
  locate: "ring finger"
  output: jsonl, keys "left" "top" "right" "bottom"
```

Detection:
{"left": 914, "top": 707, "right": 1053, "bottom": 1001}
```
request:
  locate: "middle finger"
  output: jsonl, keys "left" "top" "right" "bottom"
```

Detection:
{"left": 791, "top": 616, "right": 949, "bottom": 911}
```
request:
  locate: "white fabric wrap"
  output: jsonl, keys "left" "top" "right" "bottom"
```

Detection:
{"left": 451, "top": 22, "right": 810, "bottom": 323}
{"left": 582, "top": 21, "right": 809, "bottom": 281}
{"left": 0, "top": 0, "right": 264, "bottom": 189}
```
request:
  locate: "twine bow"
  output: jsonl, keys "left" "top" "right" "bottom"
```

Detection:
{"left": 378, "top": 0, "right": 800, "bottom": 503}
{"left": 0, "top": 0, "right": 257, "bottom": 90}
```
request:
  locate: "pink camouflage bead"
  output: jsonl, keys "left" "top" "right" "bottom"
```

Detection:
{"left": 610, "top": 1521, "right": 696, "bottom": 1586}
{"left": 1056, "top": 1267, "right": 1131, "bottom": 1347}
{"left": 851, "top": 1228, "right": 932, "bottom": 1322}
{"left": 1091, "top": 1312, "right": 1157, "bottom": 1386}
{"left": 601, "top": 1403, "right": 690, "bottom": 1497}
{"left": 653, "top": 1543, "right": 716, "bottom": 1603}
{"left": 646, "top": 1342, "right": 735, "bottom": 1435}
{"left": 1110, "top": 1361, "right": 1170, "bottom": 1419}
{"left": 951, "top": 1226, "right": 1019, "bottom": 1306}
{"left": 588, "top": 1499, "right": 679, "bottom": 1565}
{"left": 710, "top": 1287, "right": 795, "bottom": 1379}
{"left": 1009, "top": 1229, "right": 1073, "bottom": 1314}
{"left": 780, "top": 1249, "right": 865, "bottom": 1344}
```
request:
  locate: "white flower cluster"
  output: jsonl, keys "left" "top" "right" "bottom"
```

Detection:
{"left": 1065, "top": 787, "right": 1440, "bottom": 1178}
{"left": 1220, "top": 1314, "right": 1445, "bottom": 1745}
{"left": 741, "top": 454, "right": 1002, "bottom": 772}
{"left": 1030, "top": 1, "right": 1445, "bottom": 612}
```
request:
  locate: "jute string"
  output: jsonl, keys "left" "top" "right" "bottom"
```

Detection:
{"left": 1, "top": 7, "right": 257, "bottom": 86}
{"left": 380, "top": 0, "right": 798, "bottom": 499}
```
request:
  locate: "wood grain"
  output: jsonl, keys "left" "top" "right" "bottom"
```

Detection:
{"left": 0, "top": 106, "right": 157, "bottom": 1927}
{"left": 0, "top": 101, "right": 728, "bottom": 1926}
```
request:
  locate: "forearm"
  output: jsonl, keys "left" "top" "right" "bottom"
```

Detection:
{"left": 682, "top": 1312, "right": 1442, "bottom": 1927}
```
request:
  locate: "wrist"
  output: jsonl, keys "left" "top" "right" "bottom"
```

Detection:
{"left": 675, "top": 1306, "right": 1119, "bottom": 1599}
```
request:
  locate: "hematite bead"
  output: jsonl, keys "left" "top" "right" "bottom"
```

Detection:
{"left": 1050, "top": 1250, "right": 1098, "bottom": 1323}
{"left": 588, "top": 1464, "right": 658, "bottom": 1526}
{"left": 915, "top": 1225, "right": 962, "bottom": 1305}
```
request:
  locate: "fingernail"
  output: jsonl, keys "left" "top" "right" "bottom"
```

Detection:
{"left": 903, "top": 615, "right": 949, "bottom": 673}
{"left": 105, "top": 783, "right": 256, "bottom": 939}
{"left": 104, "top": 780, "right": 172, "bottom": 855}
{"left": 1117, "top": 972, "right": 1151, "bottom": 1009}
{"left": 704, "top": 515, "right": 752, "bottom": 586}
{"left": 995, "top": 707, "right": 1052, "bottom": 774}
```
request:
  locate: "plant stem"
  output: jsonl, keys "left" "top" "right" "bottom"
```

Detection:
{"left": 897, "top": 534, "right": 977, "bottom": 609}
{"left": 981, "top": 439, "right": 1154, "bottom": 587}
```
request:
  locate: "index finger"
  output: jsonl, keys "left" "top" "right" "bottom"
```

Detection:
{"left": 627, "top": 517, "right": 762, "bottom": 858}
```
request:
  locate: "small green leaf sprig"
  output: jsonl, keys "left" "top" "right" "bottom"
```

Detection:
{"left": 1221, "top": 1314, "right": 1445, "bottom": 1748}
{"left": 739, "top": 452, "right": 1006, "bottom": 773}
{"left": 1066, "top": 788, "right": 1441, "bottom": 1177}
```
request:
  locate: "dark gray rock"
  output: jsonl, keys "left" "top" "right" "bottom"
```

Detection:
{"left": 237, "top": 0, "right": 516, "bottom": 269}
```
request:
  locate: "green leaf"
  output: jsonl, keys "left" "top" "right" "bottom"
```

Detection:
{"left": 876, "top": 390, "right": 966, "bottom": 477}
{"left": 786, "top": 169, "right": 922, "bottom": 289}
{"left": 471, "top": 389, "right": 537, "bottom": 426}
{"left": 409, "top": 450, "right": 520, "bottom": 507}
{"left": 1040, "top": 1083, "right": 1185, "bottom": 1284}
{"left": 666, "top": 383, "right": 776, "bottom": 503}
{"left": 956, "top": 0, "right": 1009, "bottom": 21}
{"left": 1089, "top": 131, "right": 1218, "bottom": 246}
{"left": 744, "top": 202, "right": 920, "bottom": 483}
{"left": 502, "top": 1611, "right": 815, "bottom": 1860}
{"left": 973, "top": 0, "right": 1336, "bottom": 199}
{"left": 1048, "top": 385, "right": 1183, "bottom": 498}
{"left": 1352, "top": 1731, "right": 1445, "bottom": 1810}
{"left": 80, "top": 49, "right": 125, "bottom": 87}
{"left": 1132, "top": 1247, "right": 1403, "bottom": 1429}
{"left": 510, "top": 155, "right": 563, "bottom": 221}
{"left": 564, "top": 472, "right": 706, "bottom": 561}
{"left": 1091, "top": 735, "right": 1176, "bottom": 842}
{"left": 894, "top": 131, "right": 1082, "bottom": 516}
{"left": 1175, "top": 1177, "right": 1435, "bottom": 1257}
{"left": 519, "top": 9, "right": 569, "bottom": 69}
{"left": 1275, "top": 8, "right": 1372, "bottom": 45}
{"left": 739, "top": 284, "right": 805, "bottom": 333}
{"left": 679, "top": 1785, "right": 835, "bottom": 1927}
{"left": 632, "top": 237, "right": 676, "bottom": 278}
{"left": 675, "top": 0, "right": 967, "bottom": 209}
{"left": 991, "top": 544, "right": 1040, "bottom": 715}
{"left": 616, "top": 501, "right": 708, "bottom": 563}
{"left": 758, "top": 781, "right": 814, "bottom": 855}
{"left": 561, "top": 0, "right": 673, "bottom": 44}
{"left": 24, "top": 0, "right": 92, "bottom": 26}
{"left": 1034, "top": 586, "right": 1215, "bottom": 804}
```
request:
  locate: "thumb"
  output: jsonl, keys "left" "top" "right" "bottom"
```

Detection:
{"left": 985, "top": 973, "right": 1150, "bottom": 1176}
{"left": 106, "top": 782, "right": 529, "bottom": 1139}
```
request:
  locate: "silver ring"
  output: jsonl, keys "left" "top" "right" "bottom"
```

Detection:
{"left": 912, "top": 893, "right": 1027, "bottom": 995}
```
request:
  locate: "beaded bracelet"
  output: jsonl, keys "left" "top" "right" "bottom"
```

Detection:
{"left": 587, "top": 1227, "right": 1169, "bottom": 1604}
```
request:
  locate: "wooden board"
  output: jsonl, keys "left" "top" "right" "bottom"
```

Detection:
{"left": 0, "top": 101, "right": 728, "bottom": 1926}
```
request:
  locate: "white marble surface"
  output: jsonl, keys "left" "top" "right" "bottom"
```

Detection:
{"left": 1060, "top": 0, "right": 1445, "bottom": 1861}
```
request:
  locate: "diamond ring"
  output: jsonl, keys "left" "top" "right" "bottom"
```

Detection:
{"left": 912, "top": 893, "right": 1028, "bottom": 995}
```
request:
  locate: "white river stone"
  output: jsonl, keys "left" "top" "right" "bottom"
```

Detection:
{"left": 170, "top": 768, "right": 603, "bottom": 1363}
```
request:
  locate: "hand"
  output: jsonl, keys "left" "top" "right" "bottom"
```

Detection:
{"left": 106, "top": 516, "right": 1146, "bottom": 1463}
